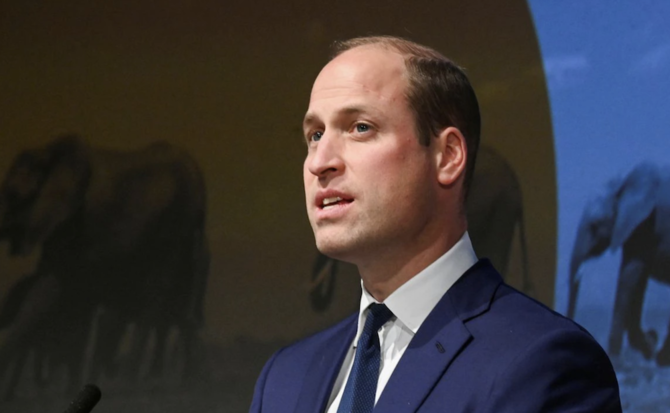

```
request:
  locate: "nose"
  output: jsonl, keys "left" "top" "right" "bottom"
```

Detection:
{"left": 306, "top": 133, "right": 344, "bottom": 179}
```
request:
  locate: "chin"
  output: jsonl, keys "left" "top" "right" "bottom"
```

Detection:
{"left": 315, "top": 237, "right": 358, "bottom": 263}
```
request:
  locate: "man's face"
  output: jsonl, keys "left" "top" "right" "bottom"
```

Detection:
{"left": 303, "top": 46, "right": 441, "bottom": 264}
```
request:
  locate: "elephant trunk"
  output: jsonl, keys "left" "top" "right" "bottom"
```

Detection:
{"left": 567, "top": 254, "right": 583, "bottom": 319}
{"left": 567, "top": 224, "right": 593, "bottom": 319}
{"left": 309, "top": 253, "right": 337, "bottom": 312}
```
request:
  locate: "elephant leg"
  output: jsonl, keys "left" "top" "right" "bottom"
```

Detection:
{"left": 148, "top": 324, "right": 170, "bottom": 378}
{"left": 656, "top": 321, "right": 670, "bottom": 366}
{"left": 33, "top": 335, "right": 49, "bottom": 388}
{"left": 1, "top": 343, "right": 30, "bottom": 401}
{"left": 609, "top": 258, "right": 653, "bottom": 358}
{"left": 179, "top": 322, "right": 201, "bottom": 380}
{"left": 89, "top": 311, "right": 125, "bottom": 381}
{"left": 654, "top": 298, "right": 670, "bottom": 365}
{"left": 126, "top": 323, "right": 150, "bottom": 381}
{"left": 62, "top": 317, "right": 92, "bottom": 395}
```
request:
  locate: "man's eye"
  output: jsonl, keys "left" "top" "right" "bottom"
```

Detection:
{"left": 310, "top": 131, "right": 323, "bottom": 142}
{"left": 355, "top": 124, "right": 370, "bottom": 133}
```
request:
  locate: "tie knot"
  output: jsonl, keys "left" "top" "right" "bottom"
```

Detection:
{"left": 365, "top": 303, "right": 394, "bottom": 334}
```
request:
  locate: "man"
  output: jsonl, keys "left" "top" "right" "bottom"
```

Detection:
{"left": 250, "top": 36, "right": 621, "bottom": 412}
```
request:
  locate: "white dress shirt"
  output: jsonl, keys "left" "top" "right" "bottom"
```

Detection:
{"left": 326, "top": 232, "right": 478, "bottom": 412}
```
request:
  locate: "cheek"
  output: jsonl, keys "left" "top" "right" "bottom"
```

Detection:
{"left": 303, "top": 171, "right": 313, "bottom": 212}
{"left": 366, "top": 155, "right": 424, "bottom": 205}
{"left": 303, "top": 163, "right": 313, "bottom": 190}
{"left": 388, "top": 157, "right": 434, "bottom": 208}
{"left": 302, "top": 169, "right": 309, "bottom": 188}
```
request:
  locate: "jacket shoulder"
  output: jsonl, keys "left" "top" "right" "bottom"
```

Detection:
{"left": 250, "top": 313, "right": 357, "bottom": 413}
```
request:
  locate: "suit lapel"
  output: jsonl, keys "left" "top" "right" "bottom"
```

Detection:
{"left": 374, "top": 260, "right": 502, "bottom": 413}
{"left": 373, "top": 303, "right": 471, "bottom": 413}
{"left": 294, "top": 314, "right": 357, "bottom": 413}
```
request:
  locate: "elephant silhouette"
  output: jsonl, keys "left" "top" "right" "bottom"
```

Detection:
{"left": 0, "top": 135, "right": 209, "bottom": 399}
{"left": 309, "top": 146, "right": 531, "bottom": 311}
{"left": 567, "top": 162, "right": 670, "bottom": 364}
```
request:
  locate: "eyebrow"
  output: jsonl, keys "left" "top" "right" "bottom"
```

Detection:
{"left": 302, "top": 113, "right": 320, "bottom": 130}
{"left": 302, "top": 105, "right": 373, "bottom": 129}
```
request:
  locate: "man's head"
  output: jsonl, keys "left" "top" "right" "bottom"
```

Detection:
{"left": 302, "top": 36, "right": 479, "bottom": 270}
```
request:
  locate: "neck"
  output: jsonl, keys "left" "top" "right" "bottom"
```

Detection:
{"left": 357, "top": 217, "right": 467, "bottom": 302}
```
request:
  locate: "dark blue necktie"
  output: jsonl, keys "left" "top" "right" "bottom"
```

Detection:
{"left": 337, "top": 303, "right": 395, "bottom": 413}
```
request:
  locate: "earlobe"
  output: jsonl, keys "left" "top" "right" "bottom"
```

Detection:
{"left": 435, "top": 127, "right": 467, "bottom": 186}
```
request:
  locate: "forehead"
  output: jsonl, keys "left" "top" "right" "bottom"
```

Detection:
{"left": 308, "top": 46, "right": 409, "bottom": 112}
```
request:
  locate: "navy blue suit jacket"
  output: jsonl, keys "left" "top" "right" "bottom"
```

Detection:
{"left": 250, "top": 260, "right": 621, "bottom": 412}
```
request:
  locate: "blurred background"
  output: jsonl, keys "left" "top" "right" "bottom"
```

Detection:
{"left": 0, "top": 0, "right": 666, "bottom": 411}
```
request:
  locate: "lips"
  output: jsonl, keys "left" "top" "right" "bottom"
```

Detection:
{"left": 313, "top": 190, "right": 354, "bottom": 220}
{"left": 321, "top": 196, "right": 347, "bottom": 209}
{"left": 315, "top": 191, "right": 354, "bottom": 209}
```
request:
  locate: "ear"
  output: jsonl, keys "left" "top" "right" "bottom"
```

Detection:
{"left": 434, "top": 126, "right": 467, "bottom": 187}
{"left": 25, "top": 137, "right": 90, "bottom": 248}
{"left": 611, "top": 164, "right": 660, "bottom": 249}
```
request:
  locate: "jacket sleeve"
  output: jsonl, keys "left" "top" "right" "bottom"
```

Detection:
{"left": 484, "top": 328, "right": 622, "bottom": 412}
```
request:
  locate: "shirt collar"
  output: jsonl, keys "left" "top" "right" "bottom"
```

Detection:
{"left": 354, "top": 231, "right": 478, "bottom": 344}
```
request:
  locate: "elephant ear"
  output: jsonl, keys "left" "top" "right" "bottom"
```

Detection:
{"left": 25, "top": 136, "right": 90, "bottom": 249}
{"left": 611, "top": 163, "right": 660, "bottom": 250}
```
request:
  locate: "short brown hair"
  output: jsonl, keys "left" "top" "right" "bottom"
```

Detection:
{"left": 332, "top": 36, "right": 481, "bottom": 197}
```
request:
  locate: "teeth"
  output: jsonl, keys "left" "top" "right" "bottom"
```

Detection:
{"left": 322, "top": 196, "right": 343, "bottom": 208}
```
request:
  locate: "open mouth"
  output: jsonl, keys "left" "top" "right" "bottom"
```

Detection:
{"left": 320, "top": 196, "right": 353, "bottom": 210}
